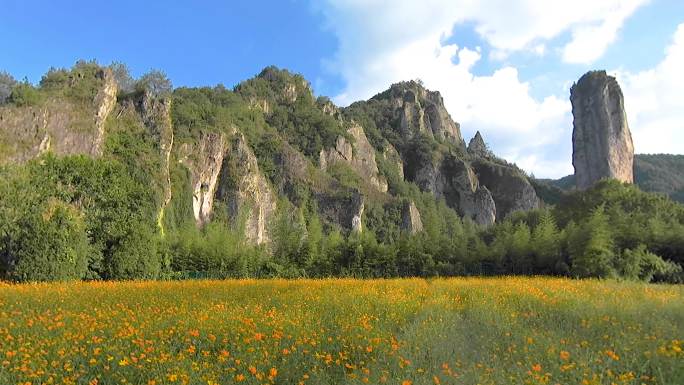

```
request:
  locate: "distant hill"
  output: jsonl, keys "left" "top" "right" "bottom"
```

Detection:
{"left": 535, "top": 154, "right": 684, "bottom": 204}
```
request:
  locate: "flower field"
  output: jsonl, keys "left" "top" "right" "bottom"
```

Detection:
{"left": 0, "top": 278, "right": 682, "bottom": 385}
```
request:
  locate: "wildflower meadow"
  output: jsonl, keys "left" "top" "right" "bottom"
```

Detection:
{"left": 1, "top": 278, "right": 682, "bottom": 385}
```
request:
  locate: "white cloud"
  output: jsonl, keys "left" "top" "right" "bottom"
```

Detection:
{"left": 616, "top": 23, "right": 684, "bottom": 155}
{"left": 562, "top": 0, "right": 647, "bottom": 64}
{"left": 314, "top": 0, "right": 650, "bottom": 177}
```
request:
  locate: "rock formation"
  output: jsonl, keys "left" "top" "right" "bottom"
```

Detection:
{"left": 319, "top": 123, "right": 388, "bottom": 192}
{"left": 467, "top": 131, "right": 491, "bottom": 158}
{"left": 138, "top": 91, "right": 174, "bottom": 232}
{"left": 379, "top": 81, "right": 465, "bottom": 147}
{"left": 178, "top": 133, "right": 227, "bottom": 227}
{"left": 571, "top": 70, "right": 634, "bottom": 190}
{"left": 317, "top": 189, "right": 365, "bottom": 233}
{"left": 471, "top": 159, "right": 540, "bottom": 220}
{"left": 401, "top": 201, "right": 424, "bottom": 234}
{"left": 217, "top": 132, "right": 277, "bottom": 244}
{"left": 381, "top": 144, "right": 404, "bottom": 179}
{"left": 413, "top": 155, "right": 496, "bottom": 226}
{"left": 179, "top": 130, "right": 277, "bottom": 244}
{"left": 0, "top": 68, "right": 117, "bottom": 163}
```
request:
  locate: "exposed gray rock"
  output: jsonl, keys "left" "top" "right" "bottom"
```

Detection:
{"left": 319, "top": 123, "right": 388, "bottom": 192}
{"left": 92, "top": 68, "right": 118, "bottom": 155}
{"left": 217, "top": 132, "right": 277, "bottom": 244}
{"left": 178, "top": 133, "right": 227, "bottom": 227}
{"left": 413, "top": 155, "right": 496, "bottom": 226}
{"left": 380, "top": 81, "right": 465, "bottom": 148}
{"left": 138, "top": 92, "right": 174, "bottom": 232}
{"left": 401, "top": 201, "right": 423, "bottom": 233}
{"left": 467, "top": 131, "right": 492, "bottom": 158}
{"left": 382, "top": 143, "right": 404, "bottom": 180}
{"left": 317, "top": 97, "right": 340, "bottom": 118}
{"left": 316, "top": 189, "right": 365, "bottom": 233}
{"left": 472, "top": 186, "right": 497, "bottom": 226}
{"left": 0, "top": 68, "right": 117, "bottom": 163}
{"left": 571, "top": 70, "right": 634, "bottom": 190}
{"left": 472, "top": 159, "right": 540, "bottom": 220}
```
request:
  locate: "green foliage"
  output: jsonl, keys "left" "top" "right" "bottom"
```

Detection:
{"left": 171, "top": 86, "right": 284, "bottom": 184}
{"left": 542, "top": 154, "right": 684, "bottom": 204}
{"left": 327, "top": 162, "right": 363, "bottom": 190}
{"left": 634, "top": 154, "right": 684, "bottom": 203}
{"left": 136, "top": 69, "right": 172, "bottom": 97}
{"left": 235, "top": 66, "right": 348, "bottom": 160}
{"left": 568, "top": 205, "right": 616, "bottom": 278}
{"left": 108, "top": 62, "right": 135, "bottom": 94}
{"left": 618, "top": 245, "right": 682, "bottom": 282}
{"left": 9, "top": 81, "right": 43, "bottom": 107}
{"left": 168, "top": 222, "right": 265, "bottom": 278}
{"left": 530, "top": 209, "right": 561, "bottom": 273}
{"left": 0, "top": 168, "right": 90, "bottom": 282}
{"left": 0, "top": 154, "right": 165, "bottom": 281}
{"left": 0, "top": 71, "right": 17, "bottom": 104}
{"left": 39, "top": 60, "right": 105, "bottom": 104}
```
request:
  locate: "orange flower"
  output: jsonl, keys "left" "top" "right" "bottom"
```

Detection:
{"left": 269, "top": 367, "right": 278, "bottom": 377}
{"left": 235, "top": 374, "right": 245, "bottom": 382}
{"left": 402, "top": 380, "right": 413, "bottom": 385}
{"left": 560, "top": 350, "right": 570, "bottom": 360}
{"left": 248, "top": 366, "right": 257, "bottom": 375}
{"left": 605, "top": 350, "right": 620, "bottom": 361}
{"left": 532, "top": 364, "right": 542, "bottom": 372}
{"left": 433, "top": 375, "right": 441, "bottom": 384}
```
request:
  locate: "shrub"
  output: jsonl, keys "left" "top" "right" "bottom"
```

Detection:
{"left": 9, "top": 81, "right": 42, "bottom": 106}
{"left": 0, "top": 169, "right": 90, "bottom": 282}
{"left": 618, "top": 245, "right": 682, "bottom": 282}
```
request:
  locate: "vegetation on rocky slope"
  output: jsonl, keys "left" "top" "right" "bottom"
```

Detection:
{"left": 1, "top": 61, "right": 683, "bottom": 283}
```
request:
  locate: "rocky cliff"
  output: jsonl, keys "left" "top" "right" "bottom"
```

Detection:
{"left": 471, "top": 158, "right": 540, "bottom": 220}
{"left": 0, "top": 62, "right": 548, "bottom": 250}
{"left": 377, "top": 81, "right": 465, "bottom": 147}
{"left": 401, "top": 201, "right": 424, "bottom": 233}
{"left": 217, "top": 132, "right": 277, "bottom": 244}
{"left": 0, "top": 68, "right": 117, "bottom": 163}
{"left": 571, "top": 70, "right": 634, "bottom": 190}
{"left": 178, "top": 133, "right": 227, "bottom": 227}
{"left": 319, "top": 123, "right": 388, "bottom": 192}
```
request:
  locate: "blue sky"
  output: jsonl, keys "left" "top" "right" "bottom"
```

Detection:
{"left": 2, "top": 0, "right": 683, "bottom": 178}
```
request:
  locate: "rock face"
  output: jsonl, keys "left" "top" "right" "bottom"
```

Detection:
{"left": 179, "top": 130, "right": 277, "bottom": 244}
{"left": 413, "top": 155, "right": 496, "bottom": 226}
{"left": 0, "top": 68, "right": 117, "bottom": 163}
{"left": 217, "top": 133, "right": 277, "bottom": 244}
{"left": 319, "top": 123, "right": 388, "bottom": 192}
{"left": 382, "top": 144, "right": 404, "bottom": 179}
{"left": 179, "top": 133, "right": 227, "bottom": 227}
{"left": 467, "top": 131, "right": 491, "bottom": 158}
{"left": 571, "top": 70, "right": 634, "bottom": 190}
{"left": 401, "top": 201, "right": 423, "bottom": 234}
{"left": 138, "top": 91, "right": 174, "bottom": 232}
{"left": 380, "top": 81, "right": 465, "bottom": 147}
{"left": 317, "top": 189, "right": 365, "bottom": 233}
{"left": 472, "top": 159, "right": 539, "bottom": 220}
